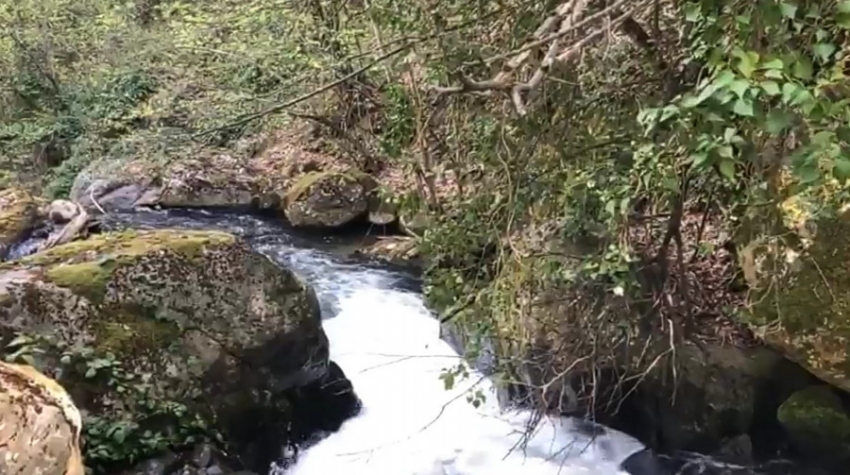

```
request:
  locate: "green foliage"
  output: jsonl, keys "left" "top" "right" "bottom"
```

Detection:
{"left": 0, "top": 0, "right": 366, "bottom": 191}
{"left": 4, "top": 334, "right": 216, "bottom": 474}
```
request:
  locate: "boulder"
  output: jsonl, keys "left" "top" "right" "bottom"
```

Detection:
{"left": 777, "top": 385, "right": 850, "bottom": 467}
{"left": 366, "top": 189, "right": 398, "bottom": 226}
{"left": 612, "top": 342, "right": 812, "bottom": 456}
{"left": 742, "top": 207, "right": 850, "bottom": 394}
{"left": 0, "top": 360, "right": 84, "bottom": 475}
{"left": 68, "top": 135, "right": 396, "bottom": 230}
{"left": 283, "top": 171, "right": 370, "bottom": 228}
{"left": 70, "top": 154, "right": 261, "bottom": 211}
{"left": 0, "top": 229, "right": 347, "bottom": 472}
{"left": 0, "top": 187, "right": 42, "bottom": 259}
{"left": 352, "top": 236, "right": 420, "bottom": 267}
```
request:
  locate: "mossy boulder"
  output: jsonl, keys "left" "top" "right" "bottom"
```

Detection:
{"left": 0, "top": 229, "right": 338, "bottom": 471}
{"left": 777, "top": 385, "right": 850, "bottom": 466}
{"left": 70, "top": 154, "right": 264, "bottom": 211}
{"left": 283, "top": 170, "right": 371, "bottom": 228}
{"left": 743, "top": 209, "right": 850, "bottom": 394}
{"left": 68, "top": 135, "right": 394, "bottom": 231}
{"left": 0, "top": 187, "right": 43, "bottom": 259}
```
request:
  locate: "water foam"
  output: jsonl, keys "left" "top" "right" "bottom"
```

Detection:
{"left": 287, "top": 282, "right": 644, "bottom": 475}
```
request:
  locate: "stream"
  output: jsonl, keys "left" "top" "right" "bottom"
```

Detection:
{"left": 8, "top": 208, "right": 822, "bottom": 475}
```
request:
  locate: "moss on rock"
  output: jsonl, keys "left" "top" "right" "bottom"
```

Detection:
{"left": 0, "top": 229, "right": 329, "bottom": 471}
{"left": 745, "top": 210, "right": 850, "bottom": 393}
{"left": 284, "top": 170, "right": 371, "bottom": 228}
{"left": 0, "top": 188, "right": 43, "bottom": 259}
{"left": 777, "top": 385, "right": 850, "bottom": 465}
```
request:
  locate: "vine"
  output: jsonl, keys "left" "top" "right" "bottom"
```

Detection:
{"left": 4, "top": 333, "right": 218, "bottom": 473}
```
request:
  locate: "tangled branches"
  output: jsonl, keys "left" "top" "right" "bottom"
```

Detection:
{"left": 430, "top": 0, "right": 657, "bottom": 115}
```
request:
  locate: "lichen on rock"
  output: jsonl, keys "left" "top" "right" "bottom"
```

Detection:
{"left": 743, "top": 204, "right": 850, "bottom": 394}
{"left": 0, "top": 228, "right": 333, "bottom": 471}
{"left": 283, "top": 170, "right": 371, "bottom": 228}
{"left": 0, "top": 360, "right": 85, "bottom": 475}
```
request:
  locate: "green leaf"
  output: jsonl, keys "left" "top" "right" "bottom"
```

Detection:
{"left": 718, "top": 159, "right": 736, "bottom": 181}
{"left": 766, "top": 110, "right": 793, "bottom": 134}
{"left": 793, "top": 56, "right": 813, "bottom": 80}
{"left": 692, "top": 152, "right": 711, "bottom": 168}
{"left": 834, "top": 157, "right": 850, "bottom": 182}
{"left": 732, "top": 97, "right": 754, "bottom": 116}
{"left": 839, "top": 0, "right": 850, "bottom": 13}
{"left": 813, "top": 43, "right": 837, "bottom": 63}
{"left": 764, "top": 69, "right": 784, "bottom": 79}
{"left": 761, "top": 81, "right": 781, "bottom": 96}
{"left": 812, "top": 130, "right": 834, "bottom": 146}
{"left": 798, "top": 164, "right": 820, "bottom": 184}
{"left": 718, "top": 145, "right": 734, "bottom": 159}
{"left": 782, "top": 82, "right": 802, "bottom": 104}
{"left": 760, "top": 58, "right": 785, "bottom": 70}
{"left": 684, "top": 3, "right": 701, "bottom": 21}
{"left": 729, "top": 79, "right": 750, "bottom": 98}
{"left": 735, "top": 52, "right": 758, "bottom": 78}
{"left": 780, "top": 2, "right": 798, "bottom": 18}
{"left": 85, "top": 367, "right": 97, "bottom": 378}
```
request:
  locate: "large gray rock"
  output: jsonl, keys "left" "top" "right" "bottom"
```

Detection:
{"left": 0, "top": 229, "right": 334, "bottom": 471}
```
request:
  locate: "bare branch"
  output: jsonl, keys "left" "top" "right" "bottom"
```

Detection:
{"left": 429, "top": 0, "right": 650, "bottom": 115}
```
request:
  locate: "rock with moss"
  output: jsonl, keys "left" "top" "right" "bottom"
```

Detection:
{"left": 0, "top": 187, "right": 43, "bottom": 259}
{"left": 777, "top": 385, "right": 850, "bottom": 466}
{"left": 742, "top": 207, "right": 850, "bottom": 394}
{"left": 0, "top": 229, "right": 353, "bottom": 472}
{"left": 70, "top": 153, "right": 264, "bottom": 211}
{"left": 283, "top": 170, "right": 371, "bottom": 228}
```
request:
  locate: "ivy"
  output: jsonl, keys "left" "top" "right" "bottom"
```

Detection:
{"left": 4, "top": 334, "right": 217, "bottom": 474}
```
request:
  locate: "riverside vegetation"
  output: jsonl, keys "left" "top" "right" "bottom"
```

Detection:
{"left": 3, "top": 0, "right": 850, "bottom": 473}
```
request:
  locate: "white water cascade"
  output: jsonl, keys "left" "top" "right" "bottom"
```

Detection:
{"left": 259, "top": 246, "right": 646, "bottom": 475}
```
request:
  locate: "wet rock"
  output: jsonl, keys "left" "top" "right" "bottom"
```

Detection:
{"left": 367, "top": 189, "right": 398, "bottom": 225}
{"left": 0, "top": 187, "right": 42, "bottom": 259}
{"left": 716, "top": 434, "right": 754, "bottom": 465}
{"left": 0, "top": 360, "right": 84, "bottom": 475}
{"left": 776, "top": 385, "right": 850, "bottom": 467}
{"left": 46, "top": 199, "right": 81, "bottom": 224}
{"left": 352, "top": 236, "right": 419, "bottom": 266}
{"left": 0, "top": 229, "right": 335, "bottom": 472}
{"left": 122, "top": 451, "right": 180, "bottom": 475}
{"left": 616, "top": 343, "right": 804, "bottom": 454}
{"left": 283, "top": 170, "right": 370, "bottom": 228}
{"left": 190, "top": 443, "right": 214, "bottom": 468}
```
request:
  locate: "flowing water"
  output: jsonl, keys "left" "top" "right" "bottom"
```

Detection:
{"left": 6, "top": 209, "right": 821, "bottom": 475}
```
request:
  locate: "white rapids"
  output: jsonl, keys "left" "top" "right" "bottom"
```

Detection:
{"left": 266, "top": 248, "right": 645, "bottom": 475}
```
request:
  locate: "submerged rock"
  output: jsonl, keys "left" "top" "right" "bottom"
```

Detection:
{"left": 0, "top": 229, "right": 340, "bottom": 471}
{"left": 0, "top": 187, "right": 42, "bottom": 259}
{"left": 0, "top": 360, "right": 84, "bottom": 475}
